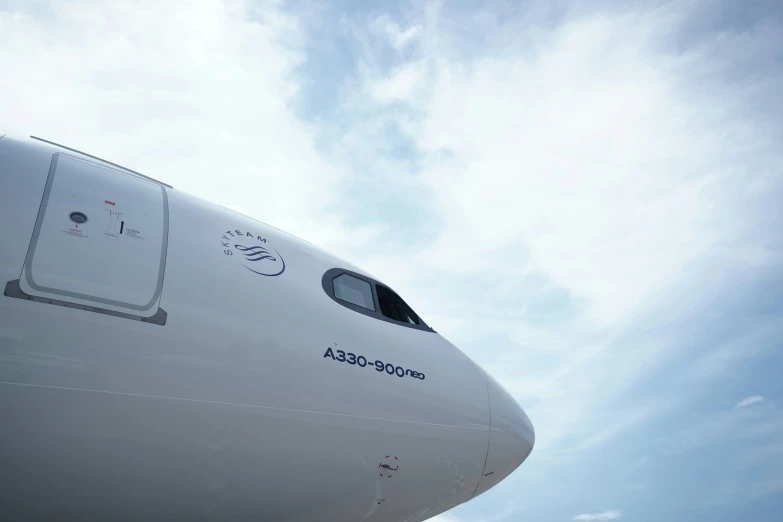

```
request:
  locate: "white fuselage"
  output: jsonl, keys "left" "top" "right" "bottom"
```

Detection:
{"left": 0, "top": 134, "right": 534, "bottom": 522}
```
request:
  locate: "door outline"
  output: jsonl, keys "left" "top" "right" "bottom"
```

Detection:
{"left": 4, "top": 153, "right": 169, "bottom": 325}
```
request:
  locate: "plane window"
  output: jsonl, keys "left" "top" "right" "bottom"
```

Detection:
{"left": 376, "top": 285, "right": 420, "bottom": 325}
{"left": 333, "top": 274, "right": 376, "bottom": 311}
{"left": 322, "top": 268, "right": 433, "bottom": 332}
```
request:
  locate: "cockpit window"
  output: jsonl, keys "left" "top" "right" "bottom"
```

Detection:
{"left": 321, "top": 267, "right": 433, "bottom": 332}
{"left": 333, "top": 273, "right": 375, "bottom": 311}
{"left": 376, "top": 285, "right": 420, "bottom": 325}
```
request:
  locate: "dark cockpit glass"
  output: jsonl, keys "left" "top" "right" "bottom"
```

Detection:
{"left": 376, "top": 285, "right": 420, "bottom": 325}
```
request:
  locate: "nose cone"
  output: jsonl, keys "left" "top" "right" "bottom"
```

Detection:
{"left": 472, "top": 372, "right": 535, "bottom": 498}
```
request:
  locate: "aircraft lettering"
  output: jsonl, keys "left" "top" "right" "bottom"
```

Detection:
{"left": 321, "top": 347, "right": 424, "bottom": 380}
{"left": 223, "top": 230, "right": 268, "bottom": 243}
{"left": 219, "top": 227, "right": 282, "bottom": 275}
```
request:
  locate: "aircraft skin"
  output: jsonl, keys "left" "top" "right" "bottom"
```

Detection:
{"left": 0, "top": 133, "right": 534, "bottom": 522}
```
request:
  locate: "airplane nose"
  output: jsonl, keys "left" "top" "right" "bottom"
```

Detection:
{"left": 472, "top": 372, "right": 535, "bottom": 498}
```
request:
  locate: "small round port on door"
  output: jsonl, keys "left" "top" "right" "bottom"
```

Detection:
{"left": 69, "top": 211, "right": 88, "bottom": 224}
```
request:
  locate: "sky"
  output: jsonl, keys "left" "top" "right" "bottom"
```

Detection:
{"left": 1, "top": 0, "right": 782, "bottom": 521}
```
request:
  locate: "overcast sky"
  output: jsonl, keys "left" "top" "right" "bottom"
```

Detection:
{"left": 2, "top": 1, "right": 782, "bottom": 521}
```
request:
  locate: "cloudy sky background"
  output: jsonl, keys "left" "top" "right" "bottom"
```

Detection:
{"left": 2, "top": 0, "right": 782, "bottom": 520}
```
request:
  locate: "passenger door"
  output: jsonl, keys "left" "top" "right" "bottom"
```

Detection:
{"left": 8, "top": 152, "right": 169, "bottom": 324}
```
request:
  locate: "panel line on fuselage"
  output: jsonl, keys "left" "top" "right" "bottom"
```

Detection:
{"left": 0, "top": 380, "right": 488, "bottom": 431}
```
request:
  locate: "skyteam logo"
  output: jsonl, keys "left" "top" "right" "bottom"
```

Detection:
{"left": 220, "top": 228, "right": 285, "bottom": 277}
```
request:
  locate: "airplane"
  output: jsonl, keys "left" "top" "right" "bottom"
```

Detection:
{"left": 0, "top": 133, "right": 534, "bottom": 521}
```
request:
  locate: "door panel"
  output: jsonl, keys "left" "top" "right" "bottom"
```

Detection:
{"left": 11, "top": 153, "right": 169, "bottom": 324}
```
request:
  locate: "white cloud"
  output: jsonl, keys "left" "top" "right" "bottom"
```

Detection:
{"left": 357, "top": 6, "right": 780, "bottom": 321}
{"left": 0, "top": 0, "right": 368, "bottom": 250}
{"left": 736, "top": 395, "right": 765, "bottom": 409}
{"left": 369, "top": 61, "right": 427, "bottom": 102}
{"left": 345, "top": 2, "right": 783, "bottom": 457}
{"left": 427, "top": 514, "right": 461, "bottom": 522}
{"left": 572, "top": 510, "right": 622, "bottom": 521}
{"left": 409, "top": 22, "right": 744, "bottom": 324}
{"left": 226, "top": 204, "right": 249, "bottom": 216}
{"left": 373, "top": 14, "right": 422, "bottom": 49}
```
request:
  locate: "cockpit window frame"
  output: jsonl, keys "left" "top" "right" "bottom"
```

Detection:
{"left": 321, "top": 267, "right": 434, "bottom": 333}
